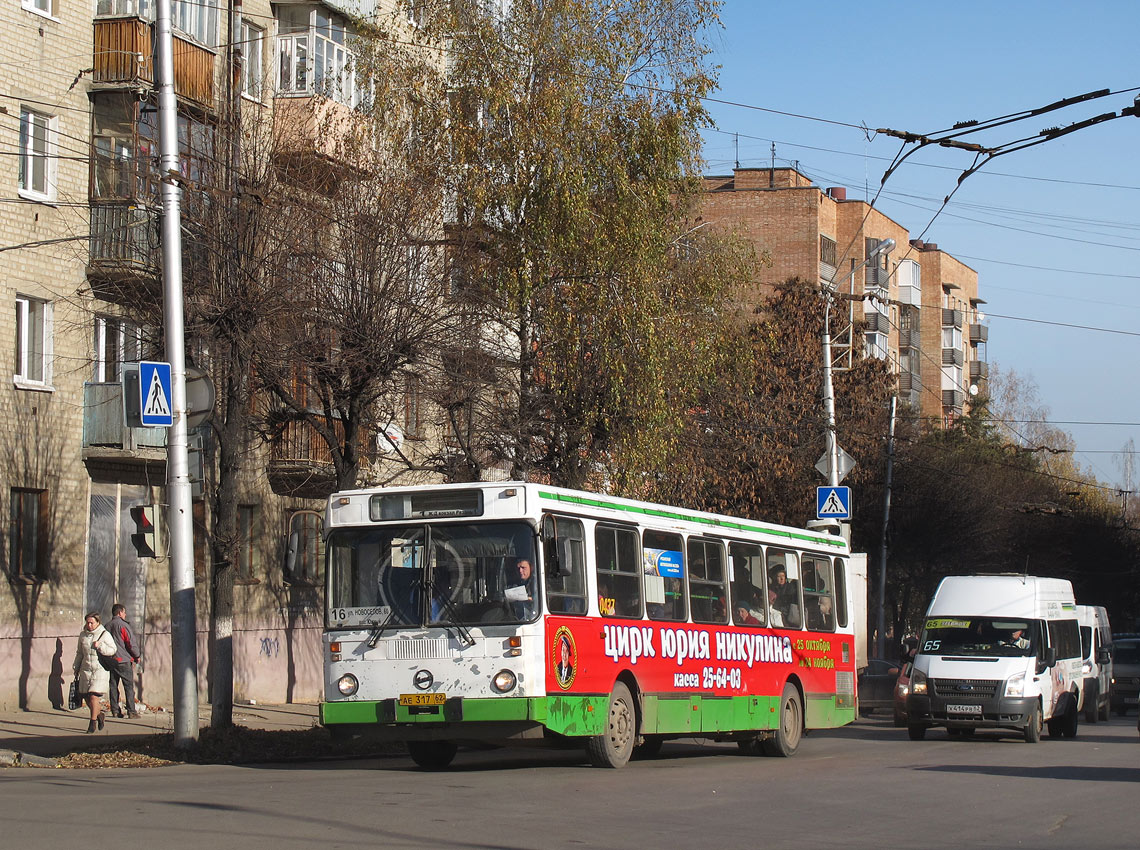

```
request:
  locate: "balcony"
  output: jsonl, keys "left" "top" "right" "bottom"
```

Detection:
{"left": 267, "top": 417, "right": 346, "bottom": 499}
{"left": 942, "top": 389, "right": 965, "bottom": 410}
{"left": 93, "top": 17, "right": 215, "bottom": 106}
{"left": 970, "top": 323, "right": 989, "bottom": 343}
{"left": 942, "top": 348, "right": 964, "bottom": 367}
{"left": 898, "top": 371, "right": 913, "bottom": 392}
{"left": 88, "top": 202, "right": 160, "bottom": 296}
{"left": 863, "top": 311, "right": 887, "bottom": 332}
{"left": 898, "top": 327, "right": 918, "bottom": 349}
{"left": 942, "top": 308, "right": 964, "bottom": 329}
{"left": 83, "top": 382, "right": 167, "bottom": 473}
{"left": 970, "top": 360, "right": 989, "bottom": 382}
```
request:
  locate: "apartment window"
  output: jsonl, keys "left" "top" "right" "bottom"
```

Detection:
{"left": 10, "top": 489, "right": 48, "bottom": 582}
{"left": 15, "top": 296, "right": 52, "bottom": 387}
{"left": 18, "top": 108, "right": 56, "bottom": 202}
{"left": 173, "top": 0, "right": 217, "bottom": 46}
{"left": 236, "top": 505, "right": 259, "bottom": 582}
{"left": 241, "top": 20, "right": 265, "bottom": 100}
{"left": 406, "top": 0, "right": 426, "bottom": 26}
{"left": 96, "top": 0, "right": 151, "bottom": 15}
{"left": 21, "top": 0, "right": 54, "bottom": 18}
{"left": 819, "top": 235, "right": 837, "bottom": 267}
{"left": 94, "top": 316, "right": 142, "bottom": 382}
{"left": 285, "top": 510, "right": 323, "bottom": 585}
{"left": 277, "top": 6, "right": 367, "bottom": 107}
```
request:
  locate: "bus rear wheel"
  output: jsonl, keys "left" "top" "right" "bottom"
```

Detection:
{"left": 587, "top": 681, "right": 637, "bottom": 768}
{"left": 407, "top": 740, "right": 457, "bottom": 770}
{"left": 761, "top": 684, "right": 803, "bottom": 757}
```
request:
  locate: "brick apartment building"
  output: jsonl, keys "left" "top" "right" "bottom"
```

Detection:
{"left": 0, "top": 0, "right": 446, "bottom": 711}
{"left": 698, "top": 167, "right": 988, "bottom": 425}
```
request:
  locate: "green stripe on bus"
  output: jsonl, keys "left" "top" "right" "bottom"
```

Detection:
{"left": 322, "top": 693, "right": 855, "bottom": 736}
{"left": 537, "top": 490, "right": 846, "bottom": 548}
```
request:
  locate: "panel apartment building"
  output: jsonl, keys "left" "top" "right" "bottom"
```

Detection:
{"left": 0, "top": 0, "right": 444, "bottom": 711}
{"left": 699, "top": 167, "right": 989, "bottom": 425}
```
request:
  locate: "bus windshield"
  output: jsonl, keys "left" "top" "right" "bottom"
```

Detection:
{"left": 918, "top": 617, "right": 1036, "bottom": 658}
{"left": 326, "top": 521, "right": 539, "bottom": 628}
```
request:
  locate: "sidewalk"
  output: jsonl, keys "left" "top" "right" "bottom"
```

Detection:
{"left": 0, "top": 702, "right": 320, "bottom": 763}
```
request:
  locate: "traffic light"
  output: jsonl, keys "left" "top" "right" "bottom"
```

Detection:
{"left": 130, "top": 505, "right": 159, "bottom": 558}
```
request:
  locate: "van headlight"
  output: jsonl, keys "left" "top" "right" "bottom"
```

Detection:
{"left": 337, "top": 674, "right": 359, "bottom": 696}
{"left": 1004, "top": 671, "right": 1026, "bottom": 698}
{"left": 911, "top": 668, "right": 928, "bottom": 695}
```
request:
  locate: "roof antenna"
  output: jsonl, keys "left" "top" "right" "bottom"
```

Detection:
{"left": 734, "top": 133, "right": 740, "bottom": 170}
{"left": 770, "top": 142, "right": 775, "bottom": 187}
{"left": 1023, "top": 554, "right": 1030, "bottom": 580}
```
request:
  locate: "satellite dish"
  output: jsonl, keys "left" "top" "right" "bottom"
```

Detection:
{"left": 376, "top": 422, "right": 404, "bottom": 453}
{"left": 969, "top": 384, "right": 979, "bottom": 397}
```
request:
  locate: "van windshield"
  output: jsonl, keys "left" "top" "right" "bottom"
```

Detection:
{"left": 918, "top": 617, "right": 1035, "bottom": 658}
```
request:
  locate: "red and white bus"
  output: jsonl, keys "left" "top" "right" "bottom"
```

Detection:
{"left": 321, "top": 482, "right": 859, "bottom": 768}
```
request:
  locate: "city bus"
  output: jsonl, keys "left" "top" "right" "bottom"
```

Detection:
{"left": 320, "top": 481, "right": 859, "bottom": 768}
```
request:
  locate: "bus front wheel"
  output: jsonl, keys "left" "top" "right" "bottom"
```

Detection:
{"left": 762, "top": 684, "right": 803, "bottom": 757}
{"left": 587, "top": 681, "right": 637, "bottom": 768}
{"left": 407, "top": 740, "right": 457, "bottom": 770}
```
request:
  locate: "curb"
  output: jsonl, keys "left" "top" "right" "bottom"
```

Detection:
{"left": 0, "top": 749, "right": 60, "bottom": 768}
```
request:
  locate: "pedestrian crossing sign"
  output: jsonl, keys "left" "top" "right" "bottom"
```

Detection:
{"left": 816, "top": 486, "right": 851, "bottom": 520}
{"left": 139, "top": 361, "right": 173, "bottom": 427}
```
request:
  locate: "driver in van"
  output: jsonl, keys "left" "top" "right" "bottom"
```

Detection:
{"left": 1003, "top": 628, "right": 1030, "bottom": 650}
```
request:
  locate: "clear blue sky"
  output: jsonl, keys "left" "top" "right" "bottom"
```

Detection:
{"left": 701, "top": 1, "right": 1139, "bottom": 491}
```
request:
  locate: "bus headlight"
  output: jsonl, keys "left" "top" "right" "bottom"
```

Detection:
{"left": 492, "top": 670, "right": 517, "bottom": 693}
{"left": 910, "top": 668, "right": 928, "bottom": 696}
{"left": 1004, "top": 671, "right": 1026, "bottom": 698}
{"left": 337, "top": 674, "right": 359, "bottom": 696}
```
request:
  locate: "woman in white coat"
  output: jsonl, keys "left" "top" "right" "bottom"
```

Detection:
{"left": 73, "top": 612, "right": 116, "bottom": 733}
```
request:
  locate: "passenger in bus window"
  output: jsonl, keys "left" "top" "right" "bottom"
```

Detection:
{"left": 506, "top": 558, "right": 535, "bottom": 618}
{"left": 598, "top": 581, "right": 616, "bottom": 617}
{"left": 736, "top": 603, "right": 762, "bottom": 626}
{"left": 769, "top": 566, "right": 800, "bottom": 626}
{"left": 768, "top": 589, "right": 785, "bottom": 628}
{"left": 812, "top": 596, "right": 834, "bottom": 630}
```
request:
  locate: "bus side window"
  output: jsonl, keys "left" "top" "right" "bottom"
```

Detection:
{"left": 802, "top": 556, "right": 835, "bottom": 632}
{"left": 767, "top": 549, "right": 801, "bottom": 629}
{"left": 542, "top": 515, "right": 587, "bottom": 615}
{"left": 833, "top": 558, "right": 848, "bottom": 628}
{"left": 644, "top": 529, "right": 686, "bottom": 622}
{"left": 729, "top": 542, "right": 766, "bottom": 628}
{"left": 595, "top": 524, "right": 642, "bottom": 618}
{"left": 688, "top": 537, "right": 727, "bottom": 625}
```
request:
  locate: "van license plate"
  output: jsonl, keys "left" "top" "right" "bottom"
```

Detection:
{"left": 946, "top": 704, "right": 982, "bottom": 713}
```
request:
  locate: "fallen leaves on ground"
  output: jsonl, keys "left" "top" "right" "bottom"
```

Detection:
{"left": 56, "top": 725, "right": 401, "bottom": 769}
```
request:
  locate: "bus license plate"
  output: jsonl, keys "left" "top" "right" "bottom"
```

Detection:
{"left": 946, "top": 704, "right": 982, "bottom": 714}
{"left": 399, "top": 693, "right": 446, "bottom": 707}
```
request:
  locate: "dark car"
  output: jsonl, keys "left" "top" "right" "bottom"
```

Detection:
{"left": 858, "top": 658, "right": 903, "bottom": 716}
{"left": 893, "top": 661, "right": 913, "bottom": 727}
{"left": 1111, "top": 636, "right": 1140, "bottom": 715}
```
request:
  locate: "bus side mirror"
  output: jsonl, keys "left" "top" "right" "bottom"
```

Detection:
{"left": 556, "top": 538, "right": 574, "bottom": 577}
{"left": 283, "top": 531, "right": 299, "bottom": 583}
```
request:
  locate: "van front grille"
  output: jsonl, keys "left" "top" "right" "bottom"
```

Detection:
{"left": 931, "top": 678, "right": 1000, "bottom": 699}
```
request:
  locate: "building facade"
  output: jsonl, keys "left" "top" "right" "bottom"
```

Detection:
{"left": 699, "top": 167, "right": 988, "bottom": 425}
{"left": 0, "top": 0, "right": 446, "bottom": 711}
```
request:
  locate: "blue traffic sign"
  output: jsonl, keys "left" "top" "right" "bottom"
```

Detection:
{"left": 816, "top": 486, "right": 851, "bottom": 520}
{"left": 139, "top": 361, "right": 173, "bottom": 427}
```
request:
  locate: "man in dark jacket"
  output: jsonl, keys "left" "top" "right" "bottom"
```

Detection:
{"left": 107, "top": 603, "right": 141, "bottom": 718}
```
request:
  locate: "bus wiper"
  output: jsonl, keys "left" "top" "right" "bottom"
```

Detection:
{"left": 424, "top": 577, "right": 476, "bottom": 647}
{"left": 366, "top": 609, "right": 397, "bottom": 648}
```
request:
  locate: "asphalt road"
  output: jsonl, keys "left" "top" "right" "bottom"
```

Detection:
{"left": 3, "top": 715, "right": 1137, "bottom": 849}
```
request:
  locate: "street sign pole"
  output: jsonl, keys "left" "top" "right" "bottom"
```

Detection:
{"left": 156, "top": 0, "right": 199, "bottom": 749}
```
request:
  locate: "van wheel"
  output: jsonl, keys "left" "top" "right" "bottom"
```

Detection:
{"left": 1084, "top": 685, "right": 1098, "bottom": 723}
{"left": 907, "top": 724, "right": 926, "bottom": 741}
{"left": 1062, "top": 701, "right": 1079, "bottom": 738}
{"left": 1099, "top": 697, "right": 1110, "bottom": 722}
{"left": 406, "top": 740, "right": 457, "bottom": 770}
{"left": 1024, "top": 703, "right": 1042, "bottom": 744}
{"left": 586, "top": 682, "right": 636, "bottom": 768}
{"left": 761, "top": 684, "right": 803, "bottom": 757}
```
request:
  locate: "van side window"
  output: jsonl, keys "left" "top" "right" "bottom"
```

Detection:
{"left": 1047, "top": 618, "right": 1081, "bottom": 660}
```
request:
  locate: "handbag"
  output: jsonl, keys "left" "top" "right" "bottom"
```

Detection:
{"left": 68, "top": 679, "right": 83, "bottom": 711}
{"left": 97, "top": 649, "right": 117, "bottom": 672}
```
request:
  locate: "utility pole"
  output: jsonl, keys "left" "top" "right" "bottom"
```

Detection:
{"left": 877, "top": 395, "right": 896, "bottom": 660}
{"left": 155, "top": 0, "right": 199, "bottom": 749}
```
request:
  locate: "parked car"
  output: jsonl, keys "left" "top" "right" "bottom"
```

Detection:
{"left": 1110, "top": 635, "right": 1140, "bottom": 715}
{"left": 858, "top": 658, "right": 903, "bottom": 716}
